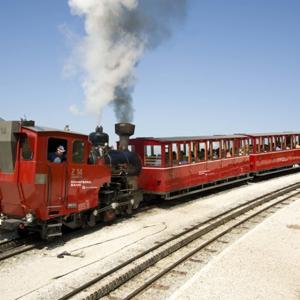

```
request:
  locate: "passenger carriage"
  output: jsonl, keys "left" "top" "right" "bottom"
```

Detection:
{"left": 247, "top": 132, "right": 300, "bottom": 175}
{"left": 129, "top": 135, "right": 253, "bottom": 200}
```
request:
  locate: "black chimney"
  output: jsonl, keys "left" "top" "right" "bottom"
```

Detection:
{"left": 115, "top": 123, "right": 135, "bottom": 150}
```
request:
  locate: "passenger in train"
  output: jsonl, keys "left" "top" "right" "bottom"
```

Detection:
{"left": 213, "top": 149, "right": 219, "bottom": 159}
{"left": 226, "top": 151, "right": 232, "bottom": 158}
{"left": 48, "top": 145, "right": 66, "bottom": 163}
{"left": 199, "top": 149, "right": 205, "bottom": 160}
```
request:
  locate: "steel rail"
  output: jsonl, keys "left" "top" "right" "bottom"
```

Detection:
{"left": 59, "top": 182, "right": 300, "bottom": 300}
{"left": 0, "top": 235, "right": 41, "bottom": 262}
{"left": 122, "top": 191, "right": 299, "bottom": 300}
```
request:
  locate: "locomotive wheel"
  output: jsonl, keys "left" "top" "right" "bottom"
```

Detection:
{"left": 126, "top": 203, "right": 133, "bottom": 215}
{"left": 87, "top": 214, "right": 96, "bottom": 227}
{"left": 103, "top": 210, "right": 116, "bottom": 222}
{"left": 17, "top": 225, "right": 29, "bottom": 238}
{"left": 40, "top": 224, "right": 48, "bottom": 240}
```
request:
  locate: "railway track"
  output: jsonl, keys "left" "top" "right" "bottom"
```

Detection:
{"left": 59, "top": 182, "right": 300, "bottom": 300}
{"left": 0, "top": 235, "right": 41, "bottom": 262}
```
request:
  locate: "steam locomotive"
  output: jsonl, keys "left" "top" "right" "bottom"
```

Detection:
{"left": 0, "top": 120, "right": 142, "bottom": 239}
{"left": 1, "top": 119, "right": 300, "bottom": 239}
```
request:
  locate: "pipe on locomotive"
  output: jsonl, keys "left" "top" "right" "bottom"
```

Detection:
{"left": 115, "top": 123, "right": 135, "bottom": 151}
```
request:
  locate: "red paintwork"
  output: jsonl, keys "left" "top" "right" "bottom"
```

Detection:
{"left": 247, "top": 133, "right": 300, "bottom": 172}
{"left": 0, "top": 126, "right": 111, "bottom": 221}
{"left": 250, "top": 150, "right": 300, "bottom": 172}
{"left": 1, "top": 124, "right": 300, "bottom": 226}
{"left": 129, "top": 138, "right": 250, "bottom": 195}
{"left": 130, "top": 134, "right": 300, "bottom": 196}
{"left": 138, "top": 157, "right": 250, "bottom": 194}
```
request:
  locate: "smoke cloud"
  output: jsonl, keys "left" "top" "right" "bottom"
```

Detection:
{"left": 68, "top": 0, "right": 187, "bottom": 122}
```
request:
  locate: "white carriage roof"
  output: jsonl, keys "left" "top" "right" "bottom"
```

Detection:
{"left": 130, "top": 132, "right": 300, "bottom": 143}
{"left": 23, "top": 126, "right": 87, "bottom": 137}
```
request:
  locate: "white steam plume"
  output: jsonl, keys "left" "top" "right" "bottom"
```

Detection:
{"left": 68, "top": 0, "right": 187, "bottom": 122}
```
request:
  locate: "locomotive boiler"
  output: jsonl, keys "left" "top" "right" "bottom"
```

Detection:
{"left": 88, "top": 123, "right": 142, "bottom": 222}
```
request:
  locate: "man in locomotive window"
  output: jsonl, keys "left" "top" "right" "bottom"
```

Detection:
{"left": 48, "top": 145, "right": 66, "bottom": 163}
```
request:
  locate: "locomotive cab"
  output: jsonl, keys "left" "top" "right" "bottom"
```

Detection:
{"left": 0, "top": 120, "right": 111, "bottom": 238}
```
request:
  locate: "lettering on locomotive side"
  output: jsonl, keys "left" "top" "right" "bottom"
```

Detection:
{"left": 71, "top": 168, "right": 83, "bottom": 179}
{"left": 78, "top": 200, "right": 90, "bottom": 211}
{"left": 70, "top": 180, "right": 92, "bottom": 188}
{"left": 82, "top": 185, "right": 98, "bottom": 190}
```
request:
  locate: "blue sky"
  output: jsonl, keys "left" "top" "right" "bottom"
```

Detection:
{"left": 0, "top": 1, "right": 300, "bottom": 143}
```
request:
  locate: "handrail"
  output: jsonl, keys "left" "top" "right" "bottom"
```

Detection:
{"left": 64, "top": 163, "right": 68, "bottom": 206}
{"left": 46, "top": 165, "right": 52, "bottom": 207}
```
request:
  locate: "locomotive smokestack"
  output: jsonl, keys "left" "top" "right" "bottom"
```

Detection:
{"left": 115, "top": 123, "right": 135, "bottom": 151}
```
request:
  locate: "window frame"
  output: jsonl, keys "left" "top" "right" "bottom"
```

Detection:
{"left": 72, "top": 139, "right": 85, "bottom": 164}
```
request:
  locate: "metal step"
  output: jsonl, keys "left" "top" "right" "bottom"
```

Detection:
{"left": 47, "top": 232, "right": 62, "bottom": 237}
{"left": 47, "top": 205, "right": 62, "bottom": 209}
{"left": 47, "top": 223, "right": 62, "bottom": 228}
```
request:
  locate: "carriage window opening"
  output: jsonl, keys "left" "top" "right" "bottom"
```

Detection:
{"left": 144, "top": 145, "right": 161, "bottom": 167}
{"left": 179, "top": 143, "right": 189, "bottom": 164}
{"left": 221, "top": 140, "right": 226, "bottom": 158}
{"left": 222, "top": 140, "right": 228, "bottom": 158}
{"left": 296, "top": 136, "right": 300, "bottom": 148}
{"left": 190, "top": 142, "right": 196, "bottom": 163}
{"left": 268, "top": 137, "right": 273, "bottom": 151}
{"left": 275, "top": 137, "right": 281, "bottom": 151}
{"left": 198, "top": 142, "right": 206, "bottom": 161}
{"left": 48, "top": 138, "right": 67, "bottom": 162}
{"left": 240, "top": 139, "right": 248, "bottom": 156}
{"left": 234, "top": 140, "right": 240, "bottom": 156}
{"left": 248, "top": 139, "right": 253, "bottom": 154}
{"left": 165, "top": 144, "right": 171, "bottom": 167}
{"left": 239, "top": 140, "right": 244, "bottom": 156}
{"left": 225, "top": 140, "right": 233, "bottom": 157}
{"left": 207, "top": 142, "right": 212, "bottom": 160}
{"left": 212, "top": 141, "right": 220, "bottom": 160}
{"left": 21, "top": 134, "right": 33, "bottom": 160}
{"left": 271, "top": 137, "right": 275, "bottom": 151}
{"left": 286, "top": 136, "right": 292, "bottom": 149}
{"left": 72, "top": 140, "right": 85, "bottom": 163}
{"left": 291, "top": 136, "right": 296, "bottom": 148}
{"left": 172, "top": 143, "right": 178, "bottom": 166}
{"left": 128, "top": 145, "right": 134, "bottom": 152}
{"left": 263, "top": 137, "right": 270, "bottom": 152}
{"left": 245, "top": 139, "right": 250, "bottom": 155}
{"left": 256, "top": 138, "right": 260, "bottom": 153}
{"left": 281, "top": 136, "right": 286, "bottom": 150}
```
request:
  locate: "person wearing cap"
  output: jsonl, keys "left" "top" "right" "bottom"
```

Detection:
{"left": 48, "top": 145, "right": 66, "bottom": 163}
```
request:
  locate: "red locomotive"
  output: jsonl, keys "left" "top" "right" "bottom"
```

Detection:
{"left": 0, "top": 119, "right": 299, "bottom": 239}
{"left": 0, "top": 120, "right": 142, "bottom": 239}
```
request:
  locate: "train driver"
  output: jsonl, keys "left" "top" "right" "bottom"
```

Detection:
{"left": 48, "top": 145, "right": 66, "bottom": 163}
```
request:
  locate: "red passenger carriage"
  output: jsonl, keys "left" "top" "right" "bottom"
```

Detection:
{"left": 129, "top": 135, "right": 252, "bottom": 199}
{"left": 247, "top": 132, "right": 300, "bottom": 175}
